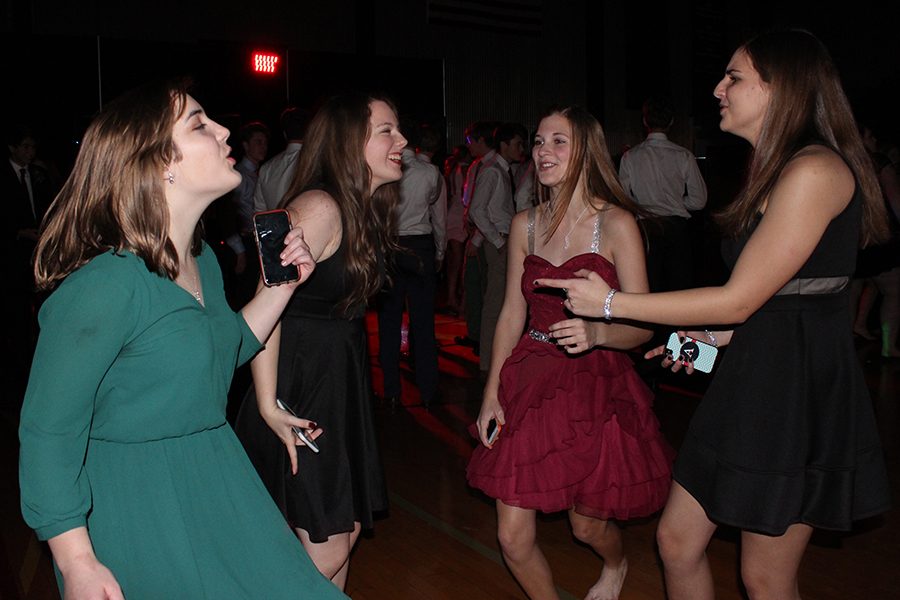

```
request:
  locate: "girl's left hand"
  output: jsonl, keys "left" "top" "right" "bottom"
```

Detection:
{"left": 535, "top": 269, "right": 611, "bottom": 318}
{"left": 259, "top": 400, "right": 323, "bottom": 475}
{"left": 643, "top": 329, "right": 732, "bottom": 375}
{"left": 279, "top": 227, "right": 316, "bottom": 285}
{"left": 548, "top": 318, "right": 601, "bottom": 354}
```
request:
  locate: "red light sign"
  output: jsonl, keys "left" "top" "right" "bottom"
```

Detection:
{"left": 252, "top": 52, "right": 279, "bottom": 74}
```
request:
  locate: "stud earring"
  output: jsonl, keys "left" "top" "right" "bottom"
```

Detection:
{"left": 166, "top": 171, "right": 175, "bottom": 184}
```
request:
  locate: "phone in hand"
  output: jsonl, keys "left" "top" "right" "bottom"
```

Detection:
{"left": 276, "top": 399, "right": 320, "bottom": 453}
{"left": 253, "top": 209, "right": 300, "bottom": 286}
{"left": 665, "top": 332, "right": 718, "bottom": 373}
{"left": 486, "top": 418, "right": 502, "bottom": 445}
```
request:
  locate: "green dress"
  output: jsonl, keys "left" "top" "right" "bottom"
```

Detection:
{"left": 19, "top": 245, "right": 345, "bottom": 599}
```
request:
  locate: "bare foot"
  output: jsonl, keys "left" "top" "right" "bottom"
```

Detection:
{"left": 854, "top": 326, "right": 877, "bottom": 340}
{"left": 584, "top": 558, "right": 628, "bottom": 600}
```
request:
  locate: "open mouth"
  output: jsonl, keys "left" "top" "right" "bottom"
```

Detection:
{"left": 388, "top": 153, "right": 402, "bottom": 165}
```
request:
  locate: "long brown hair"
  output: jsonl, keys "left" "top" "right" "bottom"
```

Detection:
{"left": 535, "top": 105, "right": 644, "bottom": 241}
{"left": 281, "top": 93, "right": 400, "bottom": 312}
{"left": 34, "top": 79, "right": 201, "bottom": 290}
{"left": 717, "top": 29, "right": 887, "bottom": 246}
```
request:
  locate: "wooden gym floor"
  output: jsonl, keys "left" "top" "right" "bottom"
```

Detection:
{"left": 2, "top": 311, "right": 897, "bottom": 599}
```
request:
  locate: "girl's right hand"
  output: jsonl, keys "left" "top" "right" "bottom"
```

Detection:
{"left": 259, "top": 401, "right": 323, "bottom": 475}
{"left": 476, "top": 396, "right": 505, "bottom": 448}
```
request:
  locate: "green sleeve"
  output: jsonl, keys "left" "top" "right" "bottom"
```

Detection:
{"left": 236, "top": 312, "right": 264, "bottom": 366}
{"left": 19, "top": 262, "right": 136, "bottom": 541}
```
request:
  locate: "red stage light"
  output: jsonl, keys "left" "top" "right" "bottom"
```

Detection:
{"left": 252, "top": 52, "right": 279, "bottom": 74}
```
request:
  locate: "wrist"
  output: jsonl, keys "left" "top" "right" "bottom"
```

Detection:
{"left": 57, "top": 551, "right": 100, "bottom": 576}
{"left": 603, "top": 288, "right": 618, "bottom": 320}
{"left": 48, "top": 530, "right": 98, "bottom": 575}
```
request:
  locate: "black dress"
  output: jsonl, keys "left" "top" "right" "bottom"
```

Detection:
{"left": 675, "top": 189, "right": 891, "bottom": 535}
{"left": 235, "top": 232, "right": 388, "bottom": 543}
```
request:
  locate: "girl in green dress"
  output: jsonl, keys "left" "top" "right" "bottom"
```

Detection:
{"left": 19, "top": 80, "right": 346, "bottom": 599}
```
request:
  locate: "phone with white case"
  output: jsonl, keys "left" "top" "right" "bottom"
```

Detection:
{"left": 665, "top": 332, "right": 719, "bottom": 373}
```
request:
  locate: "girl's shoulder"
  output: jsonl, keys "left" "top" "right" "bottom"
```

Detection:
{"left": 786, "top": 144, "right": 852, "bottom": 178}
{"left": 286, "top": 188, "right": 342, "bottom": 227}
{"left": 598, "top": 202, "right": 639, "bottom": 230}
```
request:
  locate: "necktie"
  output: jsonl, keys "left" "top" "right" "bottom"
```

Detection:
{"left": 20, "top": 167, "right": 36, "bottom": 219}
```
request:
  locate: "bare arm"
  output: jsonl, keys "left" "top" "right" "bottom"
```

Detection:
{"left": 537, "top": 147, "right": 855, "bottom": 327}
{"left": 247, "top": 190, "right": 341, "bottom": 473}
{"left": 239, "top": 226, "right": 315, "bottom": 341}
{"left": 476, "top": 210, "right": 529, "bottom": 446}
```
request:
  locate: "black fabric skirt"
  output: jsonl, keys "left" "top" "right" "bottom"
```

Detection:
{"left": 235, "top": 315, "right": 388, "bottom": 543}
{"left": 674, "top": 291, "right": 891, "bottom": 535}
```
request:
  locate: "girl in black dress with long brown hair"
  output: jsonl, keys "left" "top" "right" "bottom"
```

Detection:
{"left": 235, "top": 93, "right": 406, "bottom": 591}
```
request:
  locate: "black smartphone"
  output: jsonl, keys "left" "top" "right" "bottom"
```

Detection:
{"left": 486, "top": 418, "right": 502, "bottom": 445}
{"left": 253, "top": 209, "right": 300, "bottom": 286}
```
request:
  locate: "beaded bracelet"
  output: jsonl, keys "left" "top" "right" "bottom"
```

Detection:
{"left": 603, "top": 288, "right": 617, "bottom": 320}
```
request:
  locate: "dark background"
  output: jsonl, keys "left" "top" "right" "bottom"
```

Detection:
{"left": 3, "top": 1, "right": 898, "bottom": 176}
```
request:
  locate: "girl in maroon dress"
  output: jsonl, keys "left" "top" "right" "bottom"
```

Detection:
{"left": 467, "top": 106, "right": 673, "bottom": 600}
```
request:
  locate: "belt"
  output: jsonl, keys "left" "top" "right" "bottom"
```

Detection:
{"left": 774, "top": 276, "right": 849, "bottom": 296}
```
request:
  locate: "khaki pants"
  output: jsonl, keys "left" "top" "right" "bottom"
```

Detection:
{"left": 479, "top": 241, "right": 508, "bottom": 371}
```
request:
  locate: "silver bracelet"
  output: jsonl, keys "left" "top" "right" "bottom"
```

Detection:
{"left": 603, "top": 288, "right": 617, "bottom": 320}
{"left": 705, "top": 330, "right": 718, "bottom": 347}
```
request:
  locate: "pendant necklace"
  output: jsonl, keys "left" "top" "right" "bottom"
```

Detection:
{"left": 181, "top": 259, "right": 203, "bottom": 305}
{"left": 189, "top": 269, "right": 203, "bottom": 304}
{"left": 562, "top": 204, "right": 590, "bottom": 249}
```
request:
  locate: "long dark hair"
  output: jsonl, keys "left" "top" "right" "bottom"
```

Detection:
{"left": 717, "top": 29, "right": 887, "bottom": 246}
{"left": 34, "top": 79, "right": 200, "bottom": 290}
{"left": 281, "top": 93, "right": 400, "bottom": 312}
{"left": 535, "top": 105, "right": 644, "bottom": 241}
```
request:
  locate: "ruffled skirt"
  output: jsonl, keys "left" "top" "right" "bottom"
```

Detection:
{"left": 466, "top": 337, "right": 673, "bottom": 520}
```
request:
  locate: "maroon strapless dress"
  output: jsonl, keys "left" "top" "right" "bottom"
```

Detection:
{"left": 466, "top": 253, "right": 674, "bottom": 519}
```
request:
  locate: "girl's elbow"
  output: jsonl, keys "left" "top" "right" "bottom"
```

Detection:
{"left": 728, "top": 303, "right": 754, "bottom": 324}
